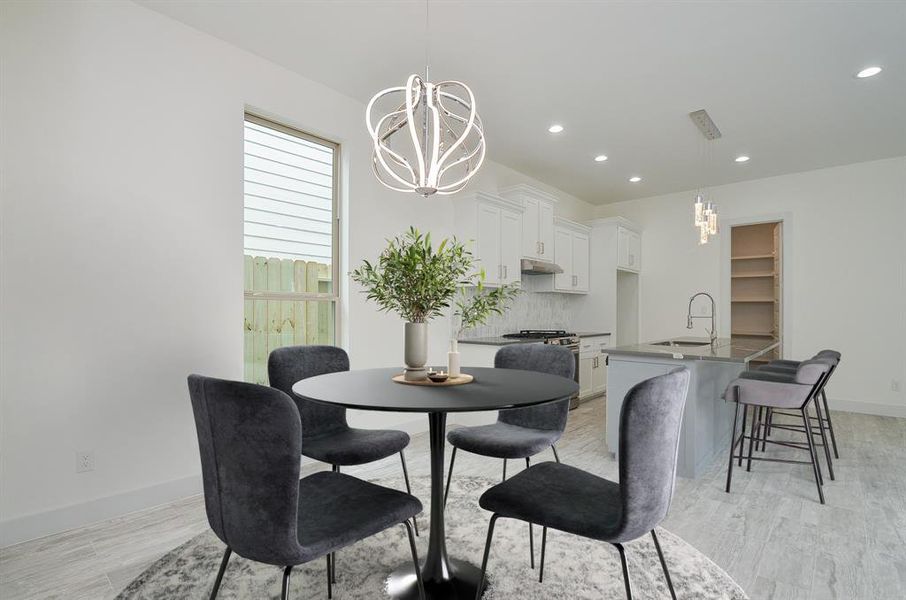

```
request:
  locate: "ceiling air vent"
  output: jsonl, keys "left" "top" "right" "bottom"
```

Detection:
{"left": 689, "top": 109, "right": 722, "bottom": 140}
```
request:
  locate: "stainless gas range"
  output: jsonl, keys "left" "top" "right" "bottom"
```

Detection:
{"left": 501, "top": 330, "right": 581, "bottom": 408}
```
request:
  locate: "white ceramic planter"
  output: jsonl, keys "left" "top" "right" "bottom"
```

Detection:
{"left": 404, "top": 322, "right": 428, "bottom": 380}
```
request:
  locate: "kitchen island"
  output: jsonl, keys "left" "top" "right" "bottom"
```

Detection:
{"left": 606, "top": 336, "right": 779, "bottom": 478}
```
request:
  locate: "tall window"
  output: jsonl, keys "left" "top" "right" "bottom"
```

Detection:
{"left": 243, "top": 114, "right": 339, "bottom": 384}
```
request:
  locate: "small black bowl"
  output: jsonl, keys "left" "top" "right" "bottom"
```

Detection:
{"left": 427, "top": 372, "right": 449, "bottom": 383}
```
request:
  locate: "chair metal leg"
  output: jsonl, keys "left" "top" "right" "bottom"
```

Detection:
{"left": 551, "top": 445, "right": 560, "bottom": 463}
{"left": 651, "top": 530, "right": 677, "bottom": 600}
{"left": 444, "top": 447, "right": 457, "bottom": 507}
{"left": 539, "top": 526, "right": 547, "bottom": 583}
{"left": 475, "top": 514, "right": 500, "bottom": 600}
{"left": 802, "top": 408, "right": 826, "bottom": 504}
{"left": 746, "top": 406, "right": 760, "bottom": 472}
{"left": 526, "top": 457, "right": 534, "bottom": 569}
{"left": 822, "top": 390, "right": 840, "bottom": 459}
{"left": 330, "top": 552, "right": 336, "bottom": 584}
{"left": 760, "top": 407, "right": 773, "bottom": 452}
{"left": 402, "top": 520, "right": 426, "bottom": 600}
{"left": 399, "top": 451, "right": 419, "bottom": 536}
{"left": 209, "top": 546, "right": 232, "bottom": 600}
{"left": 326, "top": 554, "right": 332, "bottom": 599}
{"left": 805, "top": 403, "right": 825, "bottom": 486}
{"left": 726, "top": 398, "right": 741, "bottom": 493}
{"left": 614, "top": 543, "right": 633, "bottom": 600}
{"left": 812, "top": 397, "right": 835, "bottom": 481}
{"left": 502, "top": 458, "right": 507, "bottom": 482}
{"left": 281, "top": 565, "right": 293, "bottom": 600}
{"left": 738, "top": 402, "right": 748, "bottom": 467}
{"left": 331, "top": 464, "right": 339, "bottom": 473}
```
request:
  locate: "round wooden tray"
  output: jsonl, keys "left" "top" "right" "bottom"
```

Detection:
{"left": 391, "top": 373, "right": 474, "bottom": 387}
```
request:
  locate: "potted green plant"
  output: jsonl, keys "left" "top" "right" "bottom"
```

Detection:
{"left": 449, "top": 280, "right": 520, "bottom": 376}
{"left": 350, "top": 227, "right": 518, "bottom": 380}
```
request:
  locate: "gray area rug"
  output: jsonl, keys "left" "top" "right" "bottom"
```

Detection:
{"left": 117, "top": 476, "right": 747, "bottom": 599}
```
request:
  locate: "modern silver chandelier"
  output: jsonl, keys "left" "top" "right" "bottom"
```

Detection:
{"left": 365, "top": 1, "right": 486, "bottom": 196}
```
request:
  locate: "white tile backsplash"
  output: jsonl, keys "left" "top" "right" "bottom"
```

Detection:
{"left": 458, "top": 288, "right": 585, "bottom": 338}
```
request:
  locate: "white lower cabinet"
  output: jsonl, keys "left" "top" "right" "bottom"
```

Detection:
{"left": 579, "top": 355, "right": 594, "bottom": 398}
{"left": 592, "top": 354, "right": 607, "bottom": 395}
{"left": 578, "top": 335, "right": 610, "bottom": 399}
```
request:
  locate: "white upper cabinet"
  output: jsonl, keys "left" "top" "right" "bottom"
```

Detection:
{"left": 533, "top": 217, "right": 591, "bottom": 294}
{"left": 454, "top": 191, "right": 524, "bottom": 288}
{"left": 539, "top": 201, "right": 555, "bottom": 260}
{"left": 521, "top": 196, "right": 541, "bottom": 259}
{"left": 500, "top": 184, "right": 558, "bottom": 262}
{"left": 572, "top": 231, "right": 590, "bottom": 291}
{"left": 617, "top": 225, "right": 641, "bottom": 272}
{"left": 476, "top": 203, "right": 502, "bottom": 285}
{"left": 553, "top": 228, "right": 573, "bottom": 290}
{"left": 499, "top": 209, "right": 522, "bottom": 286}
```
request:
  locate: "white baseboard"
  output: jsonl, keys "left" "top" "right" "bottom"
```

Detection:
{"left": 828, "top": 397, "right": 906, "bottom": 418}
{"left": 1, "top": 415, "right": 431, "bottom": 548}
{"left": 0, "top": 474, "right": 203, "bottom": 548}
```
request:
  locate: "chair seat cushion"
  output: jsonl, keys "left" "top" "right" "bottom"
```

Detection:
{"left": 298, "top": 472, "right": 421, "bottom": 561}
{"left": 302, "top": 428, "right": 410, "bottom": 466}
{"left": 447, "top": 423, "right": 562, "bottom": 459}
{"left": 479, "top": 462, "right": 623, "bottom": 542}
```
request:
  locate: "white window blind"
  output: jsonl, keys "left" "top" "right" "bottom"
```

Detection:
{"left": 243, "top": 116, "right": 337, "bottom": 262}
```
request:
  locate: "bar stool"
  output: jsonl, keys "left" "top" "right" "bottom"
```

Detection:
{"left": 757, "top": 350, "right": 841, "bottom": 459}
{"left": 724, "top": 359, "right": 832, "bottom": 504}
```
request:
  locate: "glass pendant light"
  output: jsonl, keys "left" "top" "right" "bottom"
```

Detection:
{"left": 708, "top": 208, "right": 718, "bottom": 235}
{"left": 694, "top": 194, "right": 705, "bottom": 226}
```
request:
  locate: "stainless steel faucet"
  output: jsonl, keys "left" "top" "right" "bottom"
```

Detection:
{"left": 687, "top": 292, "right": 717, "bottom": 346}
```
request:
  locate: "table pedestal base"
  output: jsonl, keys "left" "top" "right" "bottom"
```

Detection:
{"left": 386, "top": 559, "right": 487, "bottom": 600}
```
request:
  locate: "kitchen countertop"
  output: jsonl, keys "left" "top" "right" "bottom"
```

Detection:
{"left": 457, "top": 336, "right": 543, "bottom": 346}
{"left": 606, "top": 336, "right": 779, "bottom": 364}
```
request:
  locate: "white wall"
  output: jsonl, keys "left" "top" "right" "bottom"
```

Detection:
{"left": 596, "top": 157, "right": 906, "bottom": 417}
{"left": 0, "top": 0, "right": 594, "bottom": 544}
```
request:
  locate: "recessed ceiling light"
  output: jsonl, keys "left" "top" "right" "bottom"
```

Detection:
{"left": 629, "top": 176, "right": 641, "bottom": 183}
{"left": 735, "top": 155, "right": 750, "bottom": 163}
{"left": 548, "top": 124, "right": 564, "bottom": 133}
{"left": 856, "top": 66, "right": 882, "bottom": 79}
{"left": 594, "top": 155, "right": 608, "bottom": 162}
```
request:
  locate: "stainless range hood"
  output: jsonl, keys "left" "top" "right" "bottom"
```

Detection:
{"left": 520, "top": 258, "right": 564, "bottom": 275}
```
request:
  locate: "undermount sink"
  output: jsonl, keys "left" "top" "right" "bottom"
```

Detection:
{"left": 651, "top": 340, "right": 712, "bottom": 348}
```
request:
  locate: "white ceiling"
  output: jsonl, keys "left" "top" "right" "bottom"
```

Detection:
{"left": 139, "top": 0, "right": 906, "bottom": 205}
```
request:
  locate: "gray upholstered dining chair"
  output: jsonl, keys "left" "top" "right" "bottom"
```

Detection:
{"left": 724, "top": 358, "right": 832, "bottom": 504}
{"left": 473, "top": 368, "right": 691, "bottom": 600}
{"left": 268, "top": 345, "right": 418, "bottom": 540}
{"left": 188, "top": 374, "right": 425, "bottom": 600}
{"left": 443, "top": 343, "right": 575, "bottom": 568}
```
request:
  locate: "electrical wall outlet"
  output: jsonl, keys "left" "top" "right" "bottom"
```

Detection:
{"left": 76, "top": 451, "right": 95, "bottom": 473}
{"left": 893, "top": 379, "right": 901, "bottom": 393}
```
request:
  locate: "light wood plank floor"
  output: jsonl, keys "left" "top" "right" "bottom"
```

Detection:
{"left": 2, "top": 398, "right": 904, "bottom": 599}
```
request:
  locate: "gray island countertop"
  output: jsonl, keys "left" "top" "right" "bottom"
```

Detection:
{"left": 606, "top": 335, "right": 778, "bottom": 364}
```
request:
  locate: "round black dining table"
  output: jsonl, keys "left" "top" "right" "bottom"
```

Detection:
{"left": 292, "top": 366, "right": 579, "bottom": 600}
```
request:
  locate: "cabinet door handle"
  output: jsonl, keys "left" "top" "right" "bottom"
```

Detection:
{"left": 503, "top": 265, "right": 508, "bottom": 280}
{"left": 498, "top": 265, "right": 502, "bottom": 280}
{"left": 541, "top": 242, "right": 545, "bottom": 255}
